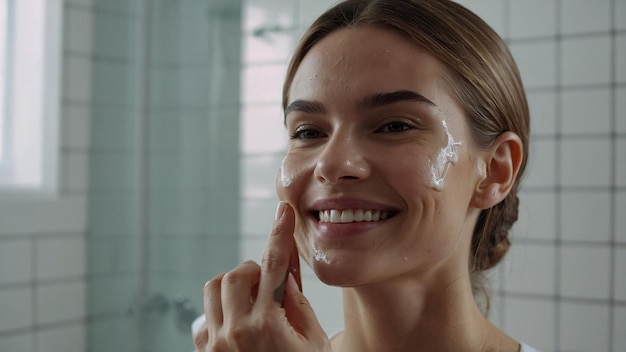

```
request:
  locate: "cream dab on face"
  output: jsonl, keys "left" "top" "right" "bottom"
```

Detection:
{"left": 312, "top": 242, "right": 331, "bottom": 264}
{"left": 279, "top": 156, "right": 294, "bottom": 188}
{"left": 428, "top": 120, "right": 462, "bottom": 191}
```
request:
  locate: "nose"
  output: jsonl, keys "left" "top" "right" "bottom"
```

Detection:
{"left": 314, "top": 135, "right": 371, "bottom": 184}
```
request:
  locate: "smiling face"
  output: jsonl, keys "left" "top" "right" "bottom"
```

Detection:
{"left": 277, "top": 26, "right": 488, "bottom": 287}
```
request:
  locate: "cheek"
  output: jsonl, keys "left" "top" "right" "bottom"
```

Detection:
{"left": 427, "top": 121, "right": 462, "bottom": 191}
{"left": 387, "top": 148, "right": 434, "bottom": 192}
{"left": 276, "top": 153, "right": 318, "bottom": 265}
{"left": 276, "top": 154, "right": 314, "bottom": 201}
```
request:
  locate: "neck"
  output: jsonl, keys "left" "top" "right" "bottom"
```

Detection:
{"left": 334, "top": 270, "right": 513, "bottom": 352}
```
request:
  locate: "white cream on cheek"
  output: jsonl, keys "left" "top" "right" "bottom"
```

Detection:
{"left": 279, "top": 156, "right": 294, "bottom": 188}
{"left": 312, "top": 242, "right": 331, "bottom": 264}
{"left": 428, "top": 120, "right": 462, "bottom": 191}
{"left": 278, "top": 155, "right": 333, "bottom": 265}
{"left": 280, "top": 155, "right": 309, "bottom": 188}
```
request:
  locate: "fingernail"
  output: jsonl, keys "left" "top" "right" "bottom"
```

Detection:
{"left": 274, "top": 201, "right": 286, "bottom": 220}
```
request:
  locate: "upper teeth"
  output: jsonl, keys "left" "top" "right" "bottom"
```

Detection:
{"left": 318, "top": 209, "right": 390, "bottom": 223}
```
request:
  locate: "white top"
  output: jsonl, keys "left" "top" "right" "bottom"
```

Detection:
{"left": 520, "top": 342, "right": 541, "bottom": 352}
{"left": 192, "top": 316, "right": 542, "bottom": 352}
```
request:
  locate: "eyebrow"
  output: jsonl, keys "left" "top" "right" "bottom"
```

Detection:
{"left": 358, "top": 90, "right": 436, "bottom": 110}
{"left": 284, "top": 100, "right": 326, "bottom": 115}
{"left": 284, "top": 90, "right": 436, "bottom": 117}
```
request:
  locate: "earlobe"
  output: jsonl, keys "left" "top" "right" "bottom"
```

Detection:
{"left": 471, "top": 131, "right": 523, "bottom": 210}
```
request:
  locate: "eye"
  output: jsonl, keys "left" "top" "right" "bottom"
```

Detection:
{"left": 290, "top": 126, "right": 326, "bottom": 140}
{"left": 376, "top": 121, "right": 415, "bottom": 133}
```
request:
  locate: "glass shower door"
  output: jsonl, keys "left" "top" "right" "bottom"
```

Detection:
{"left": 88, "top": 1, "right": 242, "bottom": 351}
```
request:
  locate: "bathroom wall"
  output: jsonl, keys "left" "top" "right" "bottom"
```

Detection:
{"left": 0, "top": 0, "right": 91, "bottom": 350}
{"left": 238, "top": 0, "right": 626, "bottom": 351}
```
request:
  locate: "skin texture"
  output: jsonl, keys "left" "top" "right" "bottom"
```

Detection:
{"left": 196, "top": 26, "right": 524, "bottom": 352}
{"left": 281, "top": 26, "right": 485, "bottom": 289}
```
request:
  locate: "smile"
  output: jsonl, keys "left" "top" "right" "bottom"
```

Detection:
{"left": 317, "top": 209, "right": 395, "bottom": 223}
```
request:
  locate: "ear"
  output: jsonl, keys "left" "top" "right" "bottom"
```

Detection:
{"left": 471, "top": 131, "right": 524, "bottom": 210}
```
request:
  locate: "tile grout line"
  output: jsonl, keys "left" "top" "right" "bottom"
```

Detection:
{"left": 608, "top": 0, "right": 618, "bottom": 350}
{"left": 554, "top": 0, "right": 563, "bottom": 349}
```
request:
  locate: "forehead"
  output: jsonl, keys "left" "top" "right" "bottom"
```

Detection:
{"left": 288, "top": 26, "right": 451, "bottom": 106}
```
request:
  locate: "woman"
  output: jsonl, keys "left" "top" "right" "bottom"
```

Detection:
{"left": 195, "top": 0, "right": 537, "bottom": 351}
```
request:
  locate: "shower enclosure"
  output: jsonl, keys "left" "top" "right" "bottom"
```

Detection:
{"left": 87, "top": 1, "right": 241, "bottom": 351}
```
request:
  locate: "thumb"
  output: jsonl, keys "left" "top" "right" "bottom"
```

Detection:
{"left": 283, "top": 273, "right": 324, "bottom": 338}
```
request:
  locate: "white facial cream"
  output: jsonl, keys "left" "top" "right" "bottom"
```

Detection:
{"left": 279, "top": 156, "right": 295, "bottom": 188}
{"left": 428, "top": 120, "right": 461, "bottom": 191}
{"left": 312, "top": 243, "right": 331, "bottom": 264}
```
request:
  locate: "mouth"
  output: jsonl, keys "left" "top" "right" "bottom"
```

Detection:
{"left": 315, "top": 209, "right": 398, "bottom": 223}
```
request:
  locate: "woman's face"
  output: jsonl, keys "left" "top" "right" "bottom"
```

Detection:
{"left": 278, "top": 26, "right": 486, "bottom": 287}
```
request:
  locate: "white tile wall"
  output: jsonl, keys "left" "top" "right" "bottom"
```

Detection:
{"left": 503, "top": 297, "right": 555, "bottom": 351}
{"left": 559, "top": 302, "right": 611, "bottom": 351}
{"left": 617, "top": 0, "right": 626, "bottom": 28}
{"left": 456, "top": 0, "right": 507, "bottom": 36}
{"left": 62, "top": 105, "right": 92, "bottom": 150}
{"left": 615, "top": 248, "right": 626, "bottom": 301}
{"left": 509, "top": 0, "right": 556, "bottom": 39}
{"left": 560, "top": 0, "right": 611, "bottom": 34}
{"left": 502, "top": 244, "right": 556, "bottom": 296}
{"left": 526, "top": 91, "right": 557, "bottom": 135}
{"left": 241, "top": 63, "right": 287, "bottom": 104}
{"left": 0, "top": 333, "right": 35, "bottom": 351}
{"left": 560, "top": 192, "right": 612, "bottom": 242}
{"left": 241, "top": 105, "right": 288, "bottom": 154}
{"left": 560, "top": 36, "right": 612, "bottom": 86}
{"left": 0, "top": 1, "right": 91, "bottom": 349}
{"left": 618, "top": 34, "right": 626, "bottom": 83}
{"left": 36, "top": 282, "right": 87, "bottom": 325}
{"left": 524, "top": 139, "right": 556, "bottom": 187}
{"left": 36, "top": 238, "right": 87, "bottom": 280}
{"left": 617, "top": 192, "right": 626, "bottom": 244}
{"left": 63, "top": 55, "right": 93, "bottom": 103}
{"left": 617, "top": 87, "right": 626, "bottom": 134}
{"left": 243, "top": 0, "right": 295, "bottom": 33}
{"left": 66, "top": 7, "right": 94, "bottom": 54}
{"left": 295, "top": 0, "right": 335, "bottom": 28}
{"left": 241, "top": 155, "right": 283, "bottom": 199}
{"left": 560, "top": 246, "right": 611, "bottom": 300}
{"left": 561, "top": 88, "right": 612, "bottom": 135}
{"left": 560, "top": 139, "right": 611, "bottom": 187}
{"left": 617, "top": 139, "right": 626, "bottom": 188}
{"left": 243, "top": 30, "right": 294, "bottom": 64}
{"left": 36, "top": 325, "right": 86, "bottom": 352}
{"left": 615, "top": 306, "right": 626, "bottom": 351}
{"left": 516, "top": 192, "right": 557, "bottom": 241}
{"left": 509, "top": 41, "right": 557, "bottom": 89}
{"left": 0, "top": 240, "right": 32, "bottom": 284}
{"left": 0, "top": 288, "right": 34, "bottom": 332}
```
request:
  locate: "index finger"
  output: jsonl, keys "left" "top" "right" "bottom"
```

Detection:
{"left": 255, "top": 201, "right": 296, "bottom": 307}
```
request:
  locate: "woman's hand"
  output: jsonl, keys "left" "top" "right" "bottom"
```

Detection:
{"left": 193, "top": 202, "right": 331, "bottom": 352}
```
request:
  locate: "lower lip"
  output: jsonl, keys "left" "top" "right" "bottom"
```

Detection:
{"left": 314, "top": 220, "right": 385, "bottom": 238}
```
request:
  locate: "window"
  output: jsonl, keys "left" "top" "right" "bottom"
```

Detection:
{"left": 0, "top": 0, "right": 62, "bottom": 195}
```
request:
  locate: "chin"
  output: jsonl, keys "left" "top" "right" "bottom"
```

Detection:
{"left": 308, "top": 259, "right": 369, "bottom": 287}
